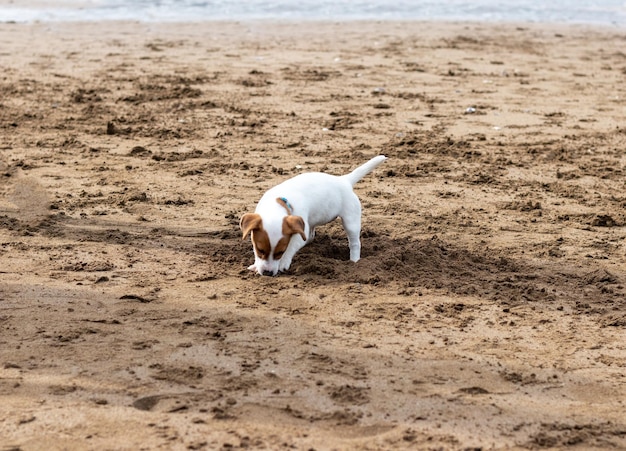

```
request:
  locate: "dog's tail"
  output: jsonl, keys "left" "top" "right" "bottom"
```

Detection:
{"left": 342, "top": 155, "right": 387, "bottom": 186}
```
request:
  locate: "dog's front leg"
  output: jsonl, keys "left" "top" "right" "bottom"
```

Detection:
{"left": 278, "top": 236, "right": 306, "bottom": 273}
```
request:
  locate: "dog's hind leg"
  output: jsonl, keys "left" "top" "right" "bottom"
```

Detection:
{"left": 341, "top": 196, "right": 362, "bottom": 262}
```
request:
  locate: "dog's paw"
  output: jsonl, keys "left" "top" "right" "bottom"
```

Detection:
{"left": 247, "top": 264, "right": 257, "bottom": 272}
{"left": 278, "top": 259, "right": 292, "bottom": 273}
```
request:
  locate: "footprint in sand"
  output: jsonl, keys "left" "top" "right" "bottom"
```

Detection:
{"left": 3, "top": 175, "right": 51, "bottom": 225}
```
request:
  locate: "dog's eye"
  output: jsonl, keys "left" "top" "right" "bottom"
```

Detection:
{"left": 273, "top": 251, "right": 284, "bottom": 260}
{"left": 257, "top": 249, "right": 268, "bottom": 259}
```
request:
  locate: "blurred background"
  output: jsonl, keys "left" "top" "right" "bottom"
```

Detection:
{"left": 1, "top": 0, "right": 625, "bottom": 25}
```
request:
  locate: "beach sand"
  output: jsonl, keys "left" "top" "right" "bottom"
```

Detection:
{"left": 0, "top": 20, "right": 625, "bottom": 450}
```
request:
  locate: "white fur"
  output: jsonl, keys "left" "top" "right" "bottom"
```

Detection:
{"left": 242, "top": 155, "right": 386, "bottom": 276}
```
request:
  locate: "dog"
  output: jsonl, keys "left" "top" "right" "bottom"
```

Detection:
{"left": 240, "top": 155, "right": 386, "bottom": 276}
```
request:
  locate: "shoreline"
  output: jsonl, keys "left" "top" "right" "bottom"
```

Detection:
{"left": 2, "top": 19, "right": 624, "bottom": 40}
{"left": 1, "top": 17, "right": 625, "bottom": 27}
{"left": 2, "top": 0, "right": 625, "bottom": 25}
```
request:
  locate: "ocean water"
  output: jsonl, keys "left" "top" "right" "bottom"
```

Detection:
{"left": 1, "top": 0, "right": 625, "bottom": 25}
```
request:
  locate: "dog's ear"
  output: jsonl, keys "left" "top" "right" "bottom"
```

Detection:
{"left": 240, "top": 213, "right": 262, "bottom": 239}
{"left": 283, "top": 215, "right": 306, "bottom": 241}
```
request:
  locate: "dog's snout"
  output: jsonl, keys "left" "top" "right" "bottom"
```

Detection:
{"left": 262, "top": 270, "right": 275, "bottom": 277}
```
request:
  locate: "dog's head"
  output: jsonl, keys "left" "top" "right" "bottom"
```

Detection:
{"left": 240, "top": 212, "right": 305, "bottom": 276}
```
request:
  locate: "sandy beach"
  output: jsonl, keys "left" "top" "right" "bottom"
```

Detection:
{"left": 0, "top": 20, "right": 625, "bottom": 450}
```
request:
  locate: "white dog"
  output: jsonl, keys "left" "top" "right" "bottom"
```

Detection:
{"left": 240, "top": 155, "right": 387, "bottom": 276}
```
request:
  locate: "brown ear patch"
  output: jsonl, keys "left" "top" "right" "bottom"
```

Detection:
{"left": 273, "top": 236, "right": 291, "bottom": 259}
{"left": 251, "top": 229, "right": 271, "bottom": 260}
{"left": 283, "top": 215, "right": 306, "bottom": 241}
{"left": 240, "top": 213, "right": 262, "bottom": 239}
{"left": 240, "top": 213, "right": 271, "bottom": 260}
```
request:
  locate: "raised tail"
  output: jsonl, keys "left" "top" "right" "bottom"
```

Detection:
{"left": 342, "top": 155, "right": 387, "bottom": 186}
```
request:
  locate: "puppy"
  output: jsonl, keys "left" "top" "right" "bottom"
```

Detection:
{"left": 240, "top": 155, "right": 386, "bottom": 276}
